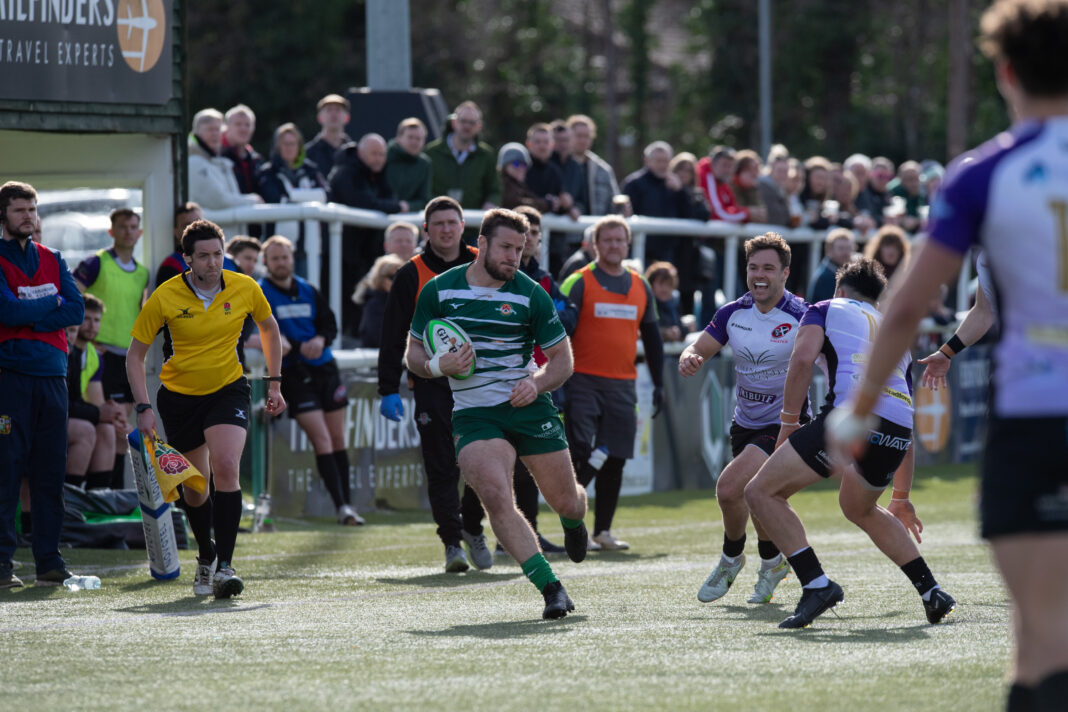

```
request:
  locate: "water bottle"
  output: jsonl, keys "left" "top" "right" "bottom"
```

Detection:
{"left": 587, "top": 446, "right": 609, "bottom": 471}
{"left": 252, "top": 493, "right": 272, "bottom": 533}
{"left": 63, "top": 575, "right": 101, "bottom": 591}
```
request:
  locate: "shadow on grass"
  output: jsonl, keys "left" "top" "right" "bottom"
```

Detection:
{"left": 407, "top": 614, "right": 589, "bottom": 639}
{"left": 756, "top": 621, "right": 933, "bottom": 643}
{"left": 377, "top": 570, "right": 524, "bottom": 588}
{"left": 585, "top": 551, "right": 668, "bottom": 563}
{"left": 114, "top": 598, "right": 273, "bottom": 617}
{"left": 697, "top": 602, "right": 792, "bottom": 623}
{"left": 0, "top": 586, "right": 64, "bottom": 603}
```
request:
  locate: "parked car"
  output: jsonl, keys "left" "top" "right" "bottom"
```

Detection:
{"left": 37, "top": 188, "right": 143, "bottom": 270}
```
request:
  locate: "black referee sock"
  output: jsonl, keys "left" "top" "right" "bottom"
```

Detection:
{"left": 20, "top": 511, "right": 32, "bottom": 535}
{"left": 901, "top": 556, "right": 938, "bottom": 598}
{"left": 1008, "top": 683, "right": 1036, "bottom": 712}
{"left": 332, "top": 450, "right": 351, "bottom": 505}
{"left": 315, "top": 454, "right": 345, "bottom": 510}
{"left": 213, "top": 490, "right": 243, "bottom": 568}
{"left": 787, "top": 546, "right": 825, "bottom": 588}
{"left": 110, "top": 453, "right": 126, "bottom": 489}
{"left": 723, "top": 533, "right": 747, "bottom": 559}
{"left": 184, "top": 498, "right": 216, "bottom": 562}
{"left": 1036, "top": 670, "right": 1068, "bottom": 712}
{"left": 85, "top": 471, "right": 111, "bottom": 490}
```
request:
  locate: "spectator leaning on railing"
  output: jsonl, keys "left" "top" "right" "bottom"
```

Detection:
{"left": 423, "top": 100, "right": 501, "bottom": 211}
{"left": 188, "top": 108, "right": 264, "bottom": 211}
{"left": 697, "top": 146, "right": 766, "bottom": 224}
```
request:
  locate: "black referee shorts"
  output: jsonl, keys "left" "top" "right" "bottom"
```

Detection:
{"left": 156, "top": 377, "right": 251, "bottom": 454}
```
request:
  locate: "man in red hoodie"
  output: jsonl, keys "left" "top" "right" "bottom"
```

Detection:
{"left": 697, "top": 146, "right": 766, "bottom": 224}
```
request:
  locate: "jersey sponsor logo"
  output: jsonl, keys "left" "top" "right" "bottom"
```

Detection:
{"left": 1024, "top": 161, "right": 1048, "bottom": 184}
{"left": 738, "top": 387, "right": 775, "bottom": 404}
{"left": 275, "top": 303, "right": 313, "bottom": 320}
{"left": 0, "top": 414, "right": 10, "bottom": 435}
{"left": 882, "top": 385, "right": 912, "bottom": 406}
{"left": 16, "top": 283, "right": 58, "bottom": 300}
{"left": 535, "top": 419, "right": 562, "bottom": 438}
{"left": 593, "top": 302, "right": 639, "bottom": 320}
{"left": 737, "top": 347, "right": 775, "bottom": 365}
{"left": 499, "top": 303, "right": 514, "bottom": 316}
{"left": 772, "top": 323, "right": 792, "bottom": 339}
{"left": 175, "top": 307, "right": 194, "bottom": 319}
{"left": 730, "top": 322, "right": 753, "bottom": 331}
{"left": 868, "top": 430, "right": 911, "bottom": 451}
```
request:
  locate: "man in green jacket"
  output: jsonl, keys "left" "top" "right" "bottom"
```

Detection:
{"left": 423, "top": 101, "right": 501, "bottom": 213}
{"left": 385, "top": 118, "right": 433, "bottom": 212}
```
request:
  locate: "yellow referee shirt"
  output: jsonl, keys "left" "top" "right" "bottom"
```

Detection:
{"left": 131, "top": 271, "right": 272, "bottom": 395}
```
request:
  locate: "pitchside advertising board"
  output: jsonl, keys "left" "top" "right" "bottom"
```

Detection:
{"left": 0, "top": 0, "right": 172, "bottom": 104}
{"left": 268, "top": 370, "right": 428, "bottom": 517}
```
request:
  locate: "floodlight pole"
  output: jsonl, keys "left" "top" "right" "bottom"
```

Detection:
{"left": 367, "top": 0, "right": 412, "bottom": 90}
{"left": 758, "top": 0, "right": 772, "bottom": 158}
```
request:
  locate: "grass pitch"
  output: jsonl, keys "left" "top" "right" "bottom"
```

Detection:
{"left": 1, "top": 464, "right": 1008, "bottom": 711}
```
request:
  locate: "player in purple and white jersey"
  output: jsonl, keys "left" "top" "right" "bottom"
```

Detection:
{"left": 745, "top": 259, "right": 956, "bottom": 629}
{"left": 831, "top": 3, "right": 1068, "bottom": 707}
{"left": 679, "top": 233, "right": 808, "bottom": 605}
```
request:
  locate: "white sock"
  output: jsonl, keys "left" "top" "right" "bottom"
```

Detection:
{"left": 803, "top": 574, "right": 829, "bottom": 589}
{"left": 760, "top": 554, "right": 783, "bottom": 571}
{"left": 721, "top": 553, "right": 742, "bottom": 566}
{"left": 921, "top": 584, "right": 941, "bottom": 601}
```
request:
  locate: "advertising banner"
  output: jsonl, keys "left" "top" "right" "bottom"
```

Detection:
{"left": 0, "top": 0, "right": 173, "bottom": 104}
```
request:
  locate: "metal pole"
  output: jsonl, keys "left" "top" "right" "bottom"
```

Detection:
{"left": 330, "top": 221, "right": 343, "bottom": 349}
{"left": 366, "top": 0, "right": 412, "bottom": 90}
{"left": 758, "top": 0, "right": 772, "bottom": 159}
{"left": 724, "top": 235, "right": 739, "bottom": 300}
{"left": 305, "top": 219, "right": 321, "bottom": 287}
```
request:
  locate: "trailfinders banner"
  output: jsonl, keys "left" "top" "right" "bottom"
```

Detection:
{"left": 0, "top": 0, "right": 172, "bottom": 104}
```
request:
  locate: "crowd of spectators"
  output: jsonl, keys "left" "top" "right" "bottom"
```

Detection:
{"left": 183, "top": 94, "right": 950, "bottom": 345}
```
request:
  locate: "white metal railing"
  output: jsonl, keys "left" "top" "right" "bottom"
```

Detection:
{"left": 203, "top": 202, "right": 973, "bottom": 346}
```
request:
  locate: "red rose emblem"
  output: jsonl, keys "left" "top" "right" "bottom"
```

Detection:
{"left": 157, "top": 452, "right": 189, "bottom": 476}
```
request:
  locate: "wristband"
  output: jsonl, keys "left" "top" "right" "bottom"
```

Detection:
{"left": 135, "top": 403, "right": 153, "bottom": 414}
{"left": 780, "top": 410, "right": 800, "bottom": 426}
{"left": 263, "top": 376, "right": 282, "bottom": 382}
{"left": 426, "top": 352, "right": 444, "bottom": 378}
{"left": 939, "top": 334, "right": 966, "bottom": 359}
{"left": 891, "top": 488, "right": 910, "bottom": 501}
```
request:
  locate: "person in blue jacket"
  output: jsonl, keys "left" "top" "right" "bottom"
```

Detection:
{"left": 0, "top": 181, "right": 86, "bottom": 588}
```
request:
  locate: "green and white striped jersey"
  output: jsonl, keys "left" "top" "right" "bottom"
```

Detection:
{"left": 411, "top": 264, "right": 567, "bottom": 410}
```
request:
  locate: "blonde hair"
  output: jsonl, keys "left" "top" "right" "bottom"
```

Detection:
{"left": 353, "top": 253, "right": 405, "bottom": 304}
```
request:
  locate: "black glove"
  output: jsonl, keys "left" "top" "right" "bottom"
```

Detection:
{"left": 652, "top": 386, "right": 664, "bottom": 419}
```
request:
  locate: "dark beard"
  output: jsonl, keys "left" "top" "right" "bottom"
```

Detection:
{"left": 485, "top": 260, "right": 514, "bottom": 282}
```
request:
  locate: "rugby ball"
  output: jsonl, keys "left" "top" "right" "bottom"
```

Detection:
{"left": 423, "top": 318, "right": 476, "bottom": 380}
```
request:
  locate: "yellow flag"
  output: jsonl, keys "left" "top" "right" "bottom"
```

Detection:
{"left": 144, "top": 433, "right": 208, "bottom": 503}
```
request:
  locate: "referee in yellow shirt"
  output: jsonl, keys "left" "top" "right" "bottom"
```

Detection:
{"left": 127, "top": 220, "right": 286, "bottom": 599}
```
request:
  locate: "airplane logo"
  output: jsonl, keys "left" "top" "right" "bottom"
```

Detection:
{"left": 116, "top": 0, "right": 166, "bottom": 73}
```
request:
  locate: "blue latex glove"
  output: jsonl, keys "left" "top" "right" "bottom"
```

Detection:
{"left": 380, "top": 393, "right": 404, "bottom": 422}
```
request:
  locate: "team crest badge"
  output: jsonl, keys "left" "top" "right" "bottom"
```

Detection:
{"left": 772, "top": 323, "right": 792, "bottom": 338}
{"left": 499, "top": 303, "right": 513, "bottom": 316}
{"left": 223, "top": 302, "right": 232, "bottom": 315}
{"left": 334, "top": 385, "right": 348, "bottom": 403}
{"left": 418, "top": 412, "right": 431, "bottom": 426}
{"left": 0, "top": 415, "right": 10, "bottom": 435}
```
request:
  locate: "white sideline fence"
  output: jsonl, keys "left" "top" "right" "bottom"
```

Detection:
{"left": 203, "top": 202, "right": 974, "bottom": 349}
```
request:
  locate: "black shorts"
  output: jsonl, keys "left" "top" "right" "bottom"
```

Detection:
{"left": 730, "top": 415, "right": 811, "bottom": 458}
{"left": 100, "top": 350, "right": 133, "bottom": 402}
{"left": 281, "top": 360, "right": 347, "bottom": 418}
{"left": 156, "top": 377, "right": 251, "bottom": 453}
{"left": 981, "top": 416, "right": 1068, "bottom": 539}
{"left": 789, "top": 408, "right": 911, "bottom": 489}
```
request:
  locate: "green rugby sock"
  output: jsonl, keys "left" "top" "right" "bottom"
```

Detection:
{"left": 559, "top": 515, "right": 583, "bottom": 530}
{"left": 521, "top": 553, "right": 559, "bottom": 593}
